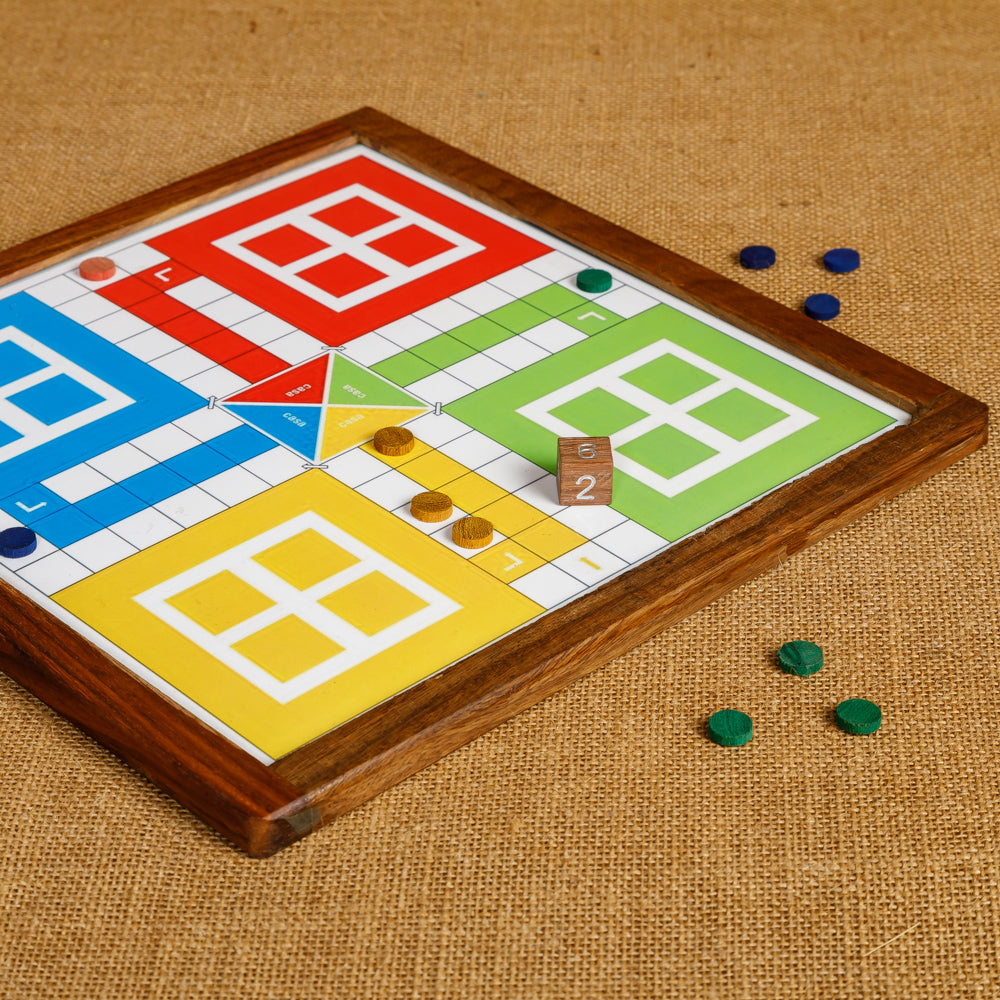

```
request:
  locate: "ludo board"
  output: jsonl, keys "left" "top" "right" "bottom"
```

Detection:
{"left": 0, "top": 109, "right": 986, "bottom": 855}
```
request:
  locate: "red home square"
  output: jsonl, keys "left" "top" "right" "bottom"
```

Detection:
{"left": 369, "top": 225, "right": 456, "bottom": 266}
{"left": 148, "top": 154, "right": 551, "bottom": 346}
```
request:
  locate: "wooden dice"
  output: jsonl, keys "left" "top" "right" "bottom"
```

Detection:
{"left": 557, "top": 436, "right": 613, "bottom": 505}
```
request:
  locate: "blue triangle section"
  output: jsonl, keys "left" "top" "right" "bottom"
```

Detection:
{"left": 224, "top": 403, "right": 323, "bottom": 461}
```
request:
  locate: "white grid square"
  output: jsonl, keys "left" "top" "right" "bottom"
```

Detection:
{"left": 414, "top": 299, "right": 478, "bottom": 332}
{"left": 444, "top": 355, "right": 511, "bottom": 390}
{"left": 596, "top": 285, "right": 658, "bottom": 318}
{"left": 15, "top": 551, "right": 90, "bottom": 595}
{"left": 63, "top": 530, "right": 139, "bottom": 573}
{"left": 59, "top": 294, "right": 120, "bottom": 325}
{"left": 242, "top": 448, "right": 309, "bottom": 486}
{"left": 199, "top": 466, "right": 269, "bottom": 506}
{"left": 110, "top": 508, "right": 184, "bottom": 548}
{"left": 403, "top": 412, "right": 470, "bottom": 448}
{"left": 200, "top": 294, "right": 263, "bottom": 327}
{"left": 87, "top": 443, "right": 158, "bottom": 481}
{"left": 552, "top": 542, "right": 628, "bottom": 586}
{"left": 231, "top": 313, "right": 296, "bottom": 347}
{"left": 477, "top": 454, "right": 548, "bottom": 492}
{"left": 150, "top": 347, "right": 216, "bottom": 381}
{"left": 451, "top": 281, "right": 516, "bottom": 314}
{"left": 525, "top": 251, "right": 584, "bottom": 281}
{"left": 265, "top": 331, "right": 326, "bottom": 365}
{"left": 358, "top": 469, "right": 425, "bottom": 511}
{"left": 172, "top": 406, "right": 241, "bottom": 442}
{"left": 131, "top": 424, "right": 201, "bottom": 462}
{"left": 554, "top": 503, "right": 628, "bottom": 535}
{"left": 342, "top": 332, "right": 400, "bottom": 367}
{"left": 323, "top": 448, "right": 392, "bottom": 488}
{"left": 510, "top": 563, "right": 584, "bottom": 608}
{"left": 113, "top": 244, "right": 170, "bottom": 273}
{"left": 595, "top": 521, "right": 668, "bottom": 563}
{"left": 513, "top": 477, "right": 564, "bottom": 517}
{"left": 488, "top": 265, "right": 550, "bottom": 297}
{"left": 183, "top": 368, "right": 250, "bottom": 399}
{"left": 483, "top": 335, "right": 549, "bottom": 370}
{"left": 437, "top": 430, "right": 509, "bottom": 469}
{"left": 27, "top": 276, "right": 85, "bottom": 308}
{"left": 521, "top": 318, "right": 588, "bottom": 353}
{"left": 41, "top": 465, "right": 114, "bottom": 503}
{"left": 407, "top": 371, "right": 471, "bottom": 405}
{"left": 378, "top": 315, "right": 441, "bottom": 350}
{"left": 87, "top": 311, "right": 152, "bottom": 344}
{"left": 166, "top": 276, "right": 229, "bottom": 309}
{"left": 154, "top": 486, "right": 227, "bottom": 527}
{"left": 118, "top": 328, "right": 180, "bottom": 363}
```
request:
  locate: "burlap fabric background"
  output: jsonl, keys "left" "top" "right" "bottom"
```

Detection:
{"left": 1, "top": 1, "right": 997, "bottom": 996}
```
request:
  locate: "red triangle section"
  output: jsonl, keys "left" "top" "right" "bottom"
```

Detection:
{"left": 224, "top": 354, "right": 330, "bottom": 405}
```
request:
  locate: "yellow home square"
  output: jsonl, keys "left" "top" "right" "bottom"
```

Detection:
{"left": 251, "top": 527, "right": 359, "bottom": 589}
{"left": 319, "top": 571, "right": 430, "bottom": 635}
{"left": 165, "top": 571, "right": 275, "bottom": 635}
{"left": 54, "top": 470, "right": 543, "bottom": 759}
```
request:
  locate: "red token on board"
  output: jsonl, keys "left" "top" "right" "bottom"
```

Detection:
{"left": 79, "top": 256, "right": 116, "bottom": 282}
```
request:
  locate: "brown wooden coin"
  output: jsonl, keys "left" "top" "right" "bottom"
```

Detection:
{"left": 452, "top": 515, "right": 493, "bottom": 549}
{"left": 78, "top": 256, "right": 116, "bottom": 282}
{"left": 373, "top": 425, "right": 415, "bottom": 456}
{"left": 410, "top": 491, "right": 452, "bottom": 522}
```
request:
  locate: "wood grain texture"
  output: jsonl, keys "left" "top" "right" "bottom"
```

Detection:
{"left": 557, "top": 437, "right": 614, "bottom": 505}
{"left": 0, "top": 108, "right": 987, "bottom": 855}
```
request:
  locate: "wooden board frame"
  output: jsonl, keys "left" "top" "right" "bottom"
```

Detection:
{"left": 0, "top": 108, "right": 987, "bottom": 856}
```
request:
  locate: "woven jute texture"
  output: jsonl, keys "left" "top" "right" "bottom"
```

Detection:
{"left": 1, "top": 1, "right": 998, "bottom": 997}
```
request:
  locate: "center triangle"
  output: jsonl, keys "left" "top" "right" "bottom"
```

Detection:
{"left": 219, "top": 352, "right": 431, "bottom": 462}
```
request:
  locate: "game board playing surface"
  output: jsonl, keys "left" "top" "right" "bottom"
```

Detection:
{"left": 0, "top": 147, "right": 907, "bottom": 761}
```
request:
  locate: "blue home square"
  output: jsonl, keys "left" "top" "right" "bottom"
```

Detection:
{"left": 8, "top": 374, "right": 106, "bottom": 425}
{"left": 0, "top": 292, "right": 206, "bottom": 497}
{"left": 0, "top": 340, "right": 48, "bottom": 385}
{"left": 0, "top": 420, "right": 22, "bottom": 448}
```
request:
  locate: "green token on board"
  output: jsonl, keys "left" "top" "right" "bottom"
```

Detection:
{"left": 576, "top": 268, "right": 612, "bottom": 293}
{"left": 777, "top": 640, "right": 824, "bottom": 676}
{"left": 835, "top": 698, "right": 882, "bottom": 735}
{"left": 708, "top": 709, "right": 753, "bottom": 747}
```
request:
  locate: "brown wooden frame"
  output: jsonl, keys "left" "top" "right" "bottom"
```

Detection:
{"left": 0, "top": 108, "right": 987, "bottom": 856}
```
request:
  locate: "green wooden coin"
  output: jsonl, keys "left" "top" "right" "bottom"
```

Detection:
{"left": 835, "top": 698, "right": 882, "bottom": 735}
{"left": 777, "top": 640, "right": 823, "bottom": 676}
{"left": 576, "top": 268, "right": 612, "bottom": 293}
{"left": 708, "top": 709, "right": 753, "bottom": 747}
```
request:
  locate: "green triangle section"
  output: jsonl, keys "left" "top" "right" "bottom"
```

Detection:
{"left": 327, "top": 354, "right": 427, "bottom": 408}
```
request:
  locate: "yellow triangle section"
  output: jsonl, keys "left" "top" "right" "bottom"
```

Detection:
{"left": 319, "top": 405, "right": 429, "bottom": 462}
